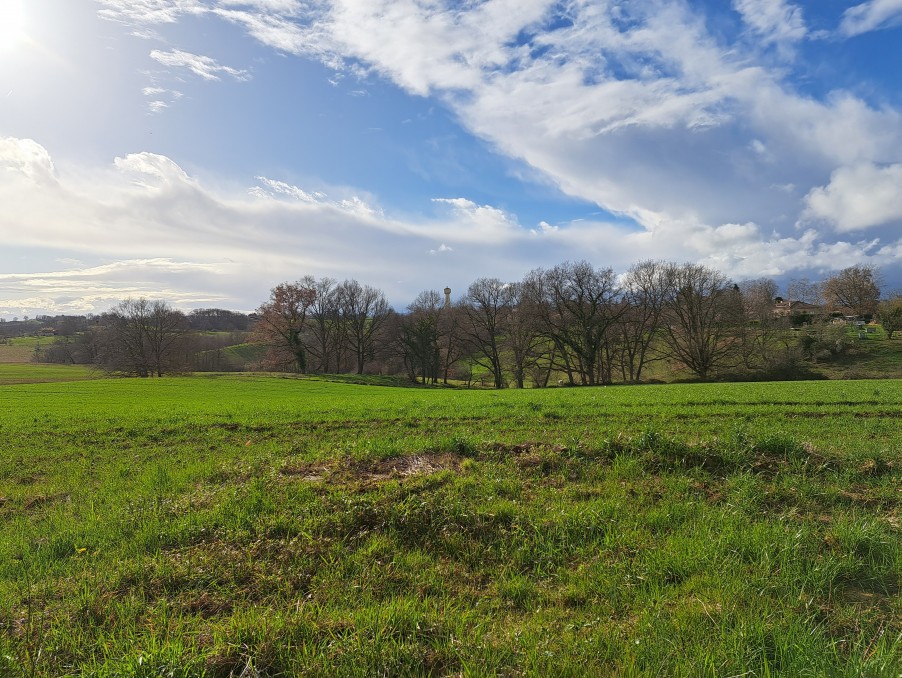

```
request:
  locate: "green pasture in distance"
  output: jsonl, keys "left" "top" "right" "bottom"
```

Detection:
{"left": 0, "top": 376, "right": 899, "bottom": 676}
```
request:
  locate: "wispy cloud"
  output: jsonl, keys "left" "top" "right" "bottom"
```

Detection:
{"left": 125, "top": 0, "right": 896, "bottom": 244}
{"left": 96, "top": 0, "right": 207, "bottom": 26}
{"left": 733, "top": 0, "right": 807, "bottom": 45}
{"left": 149, "top": 48, "right": 251, "bottom": 81}
{"left": 839, "top": 0, "right": 902, "bottom": 37}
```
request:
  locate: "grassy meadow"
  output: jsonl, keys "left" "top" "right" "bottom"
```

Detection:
{"left": 0, "top": 373, "right": 900, "bottom": 676}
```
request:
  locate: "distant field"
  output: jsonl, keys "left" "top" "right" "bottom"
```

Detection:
{"left": 0, "top": 363, "right": 101, "bottom": 385}
{"left": 0, "top": 345, "right": 35, "bottom": 364}
{"left": 0, "top": 376, "right": 899, "bottom": 676}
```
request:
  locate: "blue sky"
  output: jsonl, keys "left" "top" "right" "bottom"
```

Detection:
{"left": 1, "top": 0, "right": 901, "bottom": 317}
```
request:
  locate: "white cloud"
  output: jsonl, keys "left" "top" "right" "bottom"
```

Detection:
{"left": 252, "top": 176, "right": 324, "bottom": 203}
{"left": 801, "top": 163, "right": 902, "bottom": 232}
{"left": 149, "top": 48, "right": 250, "bottom": 81}
{"left": 0, "top": 259, "right": 231, "bottom": 317}
{"left": 0, "top": 136, "right": 56, "bottom": 185}
{"left": 159, "top": 0, "right": 898, "bottom": 240}
{"left": 58, "top": 2, "right": 901, "bottom": 305}
{"left": 1, "top": 138, "right": 899, "bottom": 316}
{"left": 840, "top": 0, "right": 902, "bottom": 37}
{"left": 96, "top": 0, "right": 207, "bottom": 25}
{"left": 95, "top": 2, "right": 902, "bottom": 236}
{"left": 114, "top": 152, "right": 194, "bottom": 188}
{"left": 733, "top": 0, "right": 807, "bottom": 45}
{"left": 431, "top": 198, "right": 522, "bottom": 243}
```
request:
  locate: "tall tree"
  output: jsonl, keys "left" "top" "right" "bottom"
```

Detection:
{"left": 253, "top": 279, "right": 317, "bottom": 372}
{"left": 338, "top": 279, "right": 392, "bottom": 374}
{"left": 395, "top": 291, "right": 442, "bottom": 384}
{"left": 530, "top": 261, "right": 624, "bottom": 385}
{"left": 736, "top": 277, "right": 788, "bottom": 371}
{"left": 661, "top": 263, "right": 741, "bottom": 380}
{"left": 617, "top": 260, "right": 674, "bottom": 382}
{"left": 461, "top": 278, "right": 512, "bottom": 389}
{"left": 821, "top": 265, "right": 881, "bottom": 318}
{"left": 503, "top": 281, "right": 545, "bottom": 389}
{"left": 307, "top": 277, "right": 343, "bottom": 373}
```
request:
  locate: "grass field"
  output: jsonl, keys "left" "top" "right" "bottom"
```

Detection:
{"left": 0, "top": 375, "right": 899, "bottom": 676}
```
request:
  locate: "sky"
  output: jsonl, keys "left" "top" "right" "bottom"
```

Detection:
{"left": 1, "top": 0, "right": 901, "bottom": 318}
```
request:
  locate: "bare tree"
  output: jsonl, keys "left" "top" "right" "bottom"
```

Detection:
{"left": 395, "top": 291, "right": 442, "bottom": 384}
{"left": 617, "top": 260, "right": 674, "bottom": 382}
{"left": 252, "top": 279, "right": 317, "bottom": 372}
{"left": 821, "top": 265, "right": 882, "bottom": 318}
{"left": 529, "top": 261, "right": 624, "bottom": 385}
{"left": 736, "top": 277, "right": 793, "bottom": 372}
{"left": 307, "top": 277, "right": 343, "bottom": 373}
{"left": 787, "top": 278, "right": 822, "bottom": 305}
{"left": 661, "top": 263, "right": 741, "bottom": 380}
{"left": 877, "top": 295, "right": 902, "bottom": 339}
{"left": 99, "top": 298, "right": 188, "bottom": 376}
{"left": 461, "top": 278, "right": 512, "bottom": 389}
{"left": 338, "top": 279, "right": 392, "bottom": 374}
{"left": 503, "top": 281, "right": 545, "bottom": 389}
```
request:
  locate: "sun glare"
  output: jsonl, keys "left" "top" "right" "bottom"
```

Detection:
{"left": 0, "top": 0, "right": 26, "bottom": 51}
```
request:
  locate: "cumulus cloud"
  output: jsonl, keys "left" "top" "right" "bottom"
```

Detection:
{"left": 801, "top": 163, "right": 902, "bottom": 232}
{"left": 150, "top": 48, "right": 250, "bottom": 81}
{"left": 840, "top": 0, "right": 902, "bottom": 37}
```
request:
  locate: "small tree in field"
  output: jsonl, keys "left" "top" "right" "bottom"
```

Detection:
{"left": 253, "top": 279, "right": 317, "bottom": 372}
{"left": 878, "top": 296, "right": 902, "bottom": 339}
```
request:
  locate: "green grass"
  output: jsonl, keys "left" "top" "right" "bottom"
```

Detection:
{"left": 0, "top": 376, "right": 899, "bottom": 676}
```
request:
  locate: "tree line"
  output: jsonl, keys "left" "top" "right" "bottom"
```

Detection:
{"left": 29, "top": 261, "right": 900, "bottom": 384}
{"left": 251, "top": 261, "right": 898, "bottom": 386}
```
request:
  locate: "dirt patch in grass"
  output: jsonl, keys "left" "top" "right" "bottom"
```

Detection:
{"left": 485, "top": 441, "right": 569, "bottom": 456}
{"left": 280, "top": 453, "right": 464, "bottom": 485}
{"left": 22, "top": 492, "right": 71, "bottom": 510}
{"left": 278, "top": 462, "right": 330, "bottom": 482}
{"left": 343, "top": 453, "right": 463, "bottom": 482}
